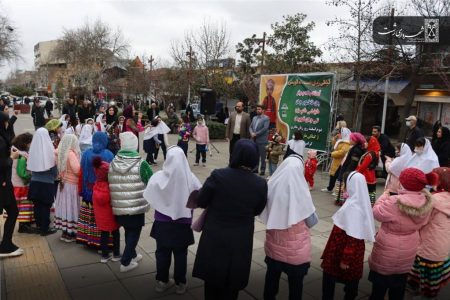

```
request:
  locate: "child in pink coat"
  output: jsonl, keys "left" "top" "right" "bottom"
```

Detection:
{"left": 408, "top": 167, "right": 450, "bottom": 299}
{"left": 192, "top": 116, "right": 209, "bottom": 167}
{"left": 368, "top": 167, "right": 436, "bottom": 300}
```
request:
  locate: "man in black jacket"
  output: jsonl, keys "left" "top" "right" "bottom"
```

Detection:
{"left": 31, "top": 100, "right": 46, "bottom": 129}
{"left": 62, "top": 98, "right": 77, "bottom": 120}
{"left": 404, "top": 115, "right": 424, "bottom": 151}
{"left": 372, "top": 125, "right": 395, "bottom": 175}
{"left": 146, "top": 102, "right": 159, "bottom": 121}
{"left": 45, "top": 99, "right": 53, "bottom": 118}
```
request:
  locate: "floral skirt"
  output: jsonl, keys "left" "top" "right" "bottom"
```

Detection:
{"left": 54, "top": 183, "right": 80, "bottom": 236}
{"left": 76, "top": 200, "right": 101, "bottom": 248}
{"left": 408, "top": 255, "right": 450, "bottom": 298}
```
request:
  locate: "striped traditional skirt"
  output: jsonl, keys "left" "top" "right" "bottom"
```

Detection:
{"left": 14, "top": 186, "right": 34, "bottom": 223}
{"left": 54, "top": 183, "right": 80, "bottom": 237}
{"left": 409, "top": 255, "right": 450, "bottom": 298}
{"left": 76, "top": 200, "right": 101, "bottom": 248}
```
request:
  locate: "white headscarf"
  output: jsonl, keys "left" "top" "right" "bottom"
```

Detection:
{"left": 57, "top": 134, "right": 80, "bottom": 175}
{"left": 95, "top": 114, "right": 105, "bottom": 132}
{"left": 144, "top": 120, "right": 171, "bottom": 140}
{"left": 334, "top": 127, "right": 351, "bottom": 149}
{"left": 259, "top": 155, "right": 316, "bottom": 230}
{"left": 27, "top": 128, "right": 56, "bottom": 172}
{"left": 406, "top": 139, "right": 439, "bottom": 173}
{"left": 287, "top": 139, "right": 305, "bottom": 157}
{"left": 332, "top": 171, "right": 376, "bottom": 242}
{"left": 79, "top": 124, "right": 94, "bottom": 145}
{"left": 59, "top": 114, "right": 68, "bottom": 133}
{"left": 143, "top": 146, "right": 202, "bottom": 220}
{"left": 389, "top": 143, "right": 412, "bottom": 177}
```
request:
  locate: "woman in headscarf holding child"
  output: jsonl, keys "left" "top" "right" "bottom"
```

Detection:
{"left": 144, "top": 146, "right": 202, "bottom": 294}
{"left": 192, "top": 139, "right": 267, "bottom": 300}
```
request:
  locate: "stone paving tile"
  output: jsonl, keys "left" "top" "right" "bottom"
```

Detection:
{"left": 60, "top": 263, "right": 116, "bottom": 289}
{"left": 70, "top": 281, "right": 133, "bottom": 300}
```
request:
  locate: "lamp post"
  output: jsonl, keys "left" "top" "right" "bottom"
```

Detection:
{"left": 148, "top": 55, "right": 154, "bottom": 104}
{"left": 254, "top": 32, "right": 266, "bottom": 75}
{"left": 186, "top": 46, "right": 195, "bottom": 106}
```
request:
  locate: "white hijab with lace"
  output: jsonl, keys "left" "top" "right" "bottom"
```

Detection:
{"left": 57, "top": 134, "right": 80, "bottom": 175}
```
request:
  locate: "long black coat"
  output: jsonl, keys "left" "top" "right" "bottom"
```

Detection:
{"left": 0, "top": 135, "right": 14, "bottom": 211}
{"left": 192, "top": 167, "right": 267, "bottom": 291}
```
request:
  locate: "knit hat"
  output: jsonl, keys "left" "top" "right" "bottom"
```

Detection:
{"left": 350, "top": 132, "right": 366, "bottom": 145}
{"left": 399, "top": 167, "right": 438, "bottom": 191}
{"left": 119, "top": 132, "right": 138, "bottom": 151}
{"left": 307, "top": 149, "right": 317, "bottom": 159}
{"left": 45, "top": 119, "right": 62, "bottom": 132}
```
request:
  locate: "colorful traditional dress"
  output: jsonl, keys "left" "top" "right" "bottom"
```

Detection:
{"left": 11, "top": 155, "right": 34, "bottom": 223}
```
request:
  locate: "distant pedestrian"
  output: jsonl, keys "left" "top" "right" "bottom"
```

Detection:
{"left": 62, "top": 98, "right": 78, "bottom": 121}
{"left": 31, "top": 100, "right": 46, "bottom": 129}
{"left": 144, "top": 146, "right": 201, "bottom": 294}
{"left": 356, "top": 136, "right": 380, "bottom": 205}
{"left": 304, "top": 150, "right": 318, "bottom": 190}
{"left": 321, "top": 171, "right": 376, "bottom": 300}
{"left": 260, "top": 154, "right": 318, "bottom": 300}
{"left": 404, "top": 115, "right": 424, "bottom": 152}
{"left": 78, "top": 123, "right": 94, "bottom": 153}
{"left": 146, "top": 102, "right": 160, "bottom": 121}
{"left": 45, "top": 98, "right": 53, "bottom": 118}
{"left": 109, "top": 132, "right": 152, "bottom": 272}
{"left": 193, "top": 139, "right": 267, "bottom": 300}
{"left": 177, "top": 116, "right": 192, "bottom": 157}
{"left": 372, "top": 125, "right": 395, "bottom": 175}
{"left": 432, "top": 125, "right": 450, "bottom": 167}
{"left": 192, "top": 115, "right": 209, "bottom": 167}
{"left": 249, "top": 104, "right": 270, "bottom": 176}
{"left": 265, "top": 133, "right": 284, "bottom": 176}
{"left": 225, "top": 101, "right": 251, "bottom": 157}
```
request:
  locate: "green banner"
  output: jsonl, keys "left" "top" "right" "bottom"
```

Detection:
{"left": 260, "top": 73, "right": 335, "bottom": 151}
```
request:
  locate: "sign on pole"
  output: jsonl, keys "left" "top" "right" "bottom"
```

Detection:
{"left": 260, "top": 73, "right": 335, "bottom": 151}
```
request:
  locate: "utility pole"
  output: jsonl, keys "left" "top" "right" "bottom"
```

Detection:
{"left": 381, "top": 8, "right": 395, "bottom": 134}
{"left": 186, "top": 46, "right": 194, "bottom": 105}
{"left": 255, "top": 32, "right": 266, "bottom": 75}
{"left": 148, "top": 55, "right": 154, "bottom": 104}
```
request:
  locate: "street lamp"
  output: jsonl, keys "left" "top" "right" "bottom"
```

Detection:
{"left": 148, "top": 55, "right": 154, "bottom": 104}
{"left": 254, "top": 32, "right": 266, "bottom": 75}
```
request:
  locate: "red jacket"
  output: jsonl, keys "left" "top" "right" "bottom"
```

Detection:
{"left": 92, "top": 161, "right": 119, "bottom": 232}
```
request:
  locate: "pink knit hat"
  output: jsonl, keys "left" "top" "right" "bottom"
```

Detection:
{"left": 350, "top": 132, "right": 366, "bottom": 145}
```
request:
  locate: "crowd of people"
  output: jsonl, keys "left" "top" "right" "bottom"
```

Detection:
{"left": 0, "top": 98, "right": 449, "bottom": 300}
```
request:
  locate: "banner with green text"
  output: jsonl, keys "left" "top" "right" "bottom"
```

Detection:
{"left": 259, "top": 73, "right": 335, "bottom": 151}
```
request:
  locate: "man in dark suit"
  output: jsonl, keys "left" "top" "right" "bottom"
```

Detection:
{"left": 146, "top": 102, "right": 159, "bottom": 121}
{"left": 250, "top": 104, "right": 270, "bottom": 175}
{"left": 225, "top": 101, "right": 251, "bottom": 157}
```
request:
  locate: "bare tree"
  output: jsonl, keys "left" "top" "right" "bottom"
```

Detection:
{"left": 411, "top": 0, "right": 450, "bottom": 16}
{"left": 0, "top": 13, "right": 21, "bottom": 66}
{"left": 52, "top": 19, "right": 129, "bottom": 98}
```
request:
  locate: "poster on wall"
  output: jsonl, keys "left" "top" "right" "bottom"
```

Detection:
{"left": 259, "top": 73, "right": 335, "bottom": 151}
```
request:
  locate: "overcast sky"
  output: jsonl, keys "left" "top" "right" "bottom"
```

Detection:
{"left": 0, "top": 0, "right": 396, "bottom": 79}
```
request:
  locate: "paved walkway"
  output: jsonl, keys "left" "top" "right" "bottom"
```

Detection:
{"left": 1, "top": 113, "right": 449, "bottom": 299}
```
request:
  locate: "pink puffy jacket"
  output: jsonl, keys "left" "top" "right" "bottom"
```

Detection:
{"left": 369, "top": 191, "right": 433, "bottom": 275}
{"left": 417, "top": 192, "right": 450, "bottom": 262}
{"left": 265, "top": 221, "right": 311, "bottom": 265}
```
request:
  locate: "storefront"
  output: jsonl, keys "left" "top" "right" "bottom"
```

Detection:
{"left": 415, "top": 90, "right": 450, "bottom": 136}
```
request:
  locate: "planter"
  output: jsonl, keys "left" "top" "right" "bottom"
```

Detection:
{"left": 14, "top": 104, "right": 30, "bottom": 114}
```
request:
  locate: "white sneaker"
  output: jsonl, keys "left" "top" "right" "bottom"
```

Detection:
{"left": 331, "top": 192, "right": 337, "bottom": 197}
{"left": 100, "top": 255, "right": 112, "bottom": 263}
{"left": 112, "top": 255, "right": 122, "bottom": 262}
{"left": 0, "top": 248, "right": 24, "bottom": 258}
{"left": 132, "top": 253, "right": 143, "bottom": 263}
{"left": 155, "top": 279, "right": 175, "bottom": 292}
{"left": 176, "top": 283, "right": 187, "bottom": 294}
{"left": 320, "top": 188, "right": 332, "bottom": 193}
{"left": 193, "top": 163, "right": 199, "bottom": 166}
{"left": 120, "top": 261, "right": 138, "bottom": 273}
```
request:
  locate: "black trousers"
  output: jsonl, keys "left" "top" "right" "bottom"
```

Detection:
{"left": 0, "top": 195, "right": 19, "bottom": 252}
{"left": 322, "top": 272, "right": 359, "bottom": 300}
{"left": 229, "top": 134, "right": 241, "bottom": 159}
{"left": 327, "top": 167, "right": 341, "bottom": 191}
{"left": 204, "top": 282, "right": 239, "bottom": 300}
{"left": 368, "top": 271, "right": 407, "bottom": 300}
{"left": 177, "top": 141, "right": 188, "bottom": 157}
{"left": 154, "top": 134, "right": 167, "bottom": 160}
{"left": 100, "top": 230, "right": 120, "bottom": 258}
{"left": 121, "top": 226, "right": 142, "bottom": 266}
{"left": 195, "top": 144, "right": 207, "bottom": 163}
{"left": 155, "top": 243, "right": 188, "bottom": 285}
{"left": 264, "top": 257, "right": 310, "bottom": 300}
{"left": 34, "top": 201, "right": 52, "bottom": 233}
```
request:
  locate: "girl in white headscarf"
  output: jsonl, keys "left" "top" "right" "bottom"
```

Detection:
{"left": 406, "top": 137, "right": 440, "bottom": 174}
{"left": 79, "top": 124, "right": 94, "bottom": 153}
{"left": 95, "top": 113, "right": 106, "bottom": 132}
{"left": 384, "top": 143, "right": 412, "bottom": 195}
{"left": 143, "top": 146, "right": 202, "bottom": 294}
{"left": 321, "top": 171, "right": 376, "bottom": 299}
{"left": 54, "top": 134, "right": 81, "bottom": 242}
{"left": 259, "top": 154, "right": 318, "bottom": 300}
{"left": 27, "top": 128, "right": 58, "bottom": 236}
{"left": 59, "top": 114, "right": 69, "bottom": 133}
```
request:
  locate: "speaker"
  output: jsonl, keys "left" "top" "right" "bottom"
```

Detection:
{"left": 200, "top": 89, "right": 216, "bottom": 115}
